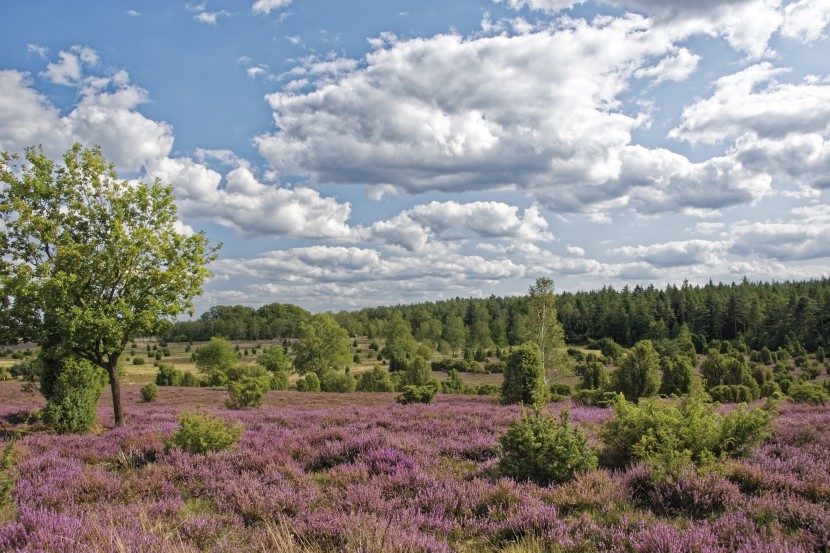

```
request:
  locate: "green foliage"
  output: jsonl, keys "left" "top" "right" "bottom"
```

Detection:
{"left": 596, "top": 338, "right": 624, "bottom": 361}
{"left": 321, "top": 370, "right": 357, "bottom": 393}
{"left": 132, "top": 357, "right": 145, "bottom": 366}
{"left": 396, "top": 384, "right": 437, "bottom": 405}
{"left": 296, "top": 372, "right": 321, "bottom": 392}
{"left": 788, "top": 382, "right": 829, "bottom": 405}
{"left": 659, "top": 356, "right": 694, "bottom": 396}
{"left": 498, "top": 409, "right": 597, "bottom": 486}
{"left": 524, "top": 277, "right": 571, "bottom": 381}
{"left": 708, "top": 384, "right": 755, "bottom": 403}
{"left": 611, "top": 340, "right": 661, "bottom": 402}
{"left": 356, "top": 365, "right": 395, "bottom": 392}
{"left": 501, "top": 342, "right": 547, "bottom": 406}
{"left": 140, "top": 382, "right": 158, "bottom": 402}
{"left": 580, "top": 361, "right": 608, "bottom": 391}
{"left": 293, "top": 314, "right": 352, "bottom": 376}
{"left": 817, "top": 346, "right": 825, "bottom": 363}
{"left": 572, "top": 389, "right": 616, "bottom": 407}
{"left": 700, "top": 351, "right": 759, "bottom": 399}
{"left": 40, "top": 356, "right": 107, "bottom": 434}
{"left": 171, "top": 412, "right": 242, "bottom": 455}
{"left": 256, "top": 346, "right": 290, "bottom": 373}
{"left": 599, "top": 390, "right": 771, "bottom": 474}
{"left": 226, "top": 376, "right": 270, "bottom": 409}
{"left": 0, "top": 144, "right": 218, "bottom": 426}
{"left": 195, "top": 337, "right": 239, "bottom": 384}
{"left": 400, "top": 356, "right": 433, "bottom": 387}
{"left": 441, "top": 369, "right": 470, "bottom": 394}
{"left": 269, "top": 371, "right": 289, "bottom": 391}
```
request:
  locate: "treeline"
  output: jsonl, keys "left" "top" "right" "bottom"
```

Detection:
{"left": 166, "top": 278, "right": 830, "bottom": 353}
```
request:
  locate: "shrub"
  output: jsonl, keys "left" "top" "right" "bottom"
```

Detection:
{"left": 625, "top": 464, "right": 740, "bottom": 519}
{"left": 611, "top": 340, "right": 661, "bottom": 402}
{"left": 40, "top": 356, "right": 107, "bottom": 434}
{"left": 156, "top": 364, "right": 182, "bottom": 386}
{"left": 498, "top": 409, "right": 597, "bottom": 486}
{"left": 817, "top": 346, "right": 825, "bottom": 364}
{"left": 132, "top": 357, "right": 145, "bottom": 366}
{"left": 140, "top": 382, "right": 158, "bottom": 402}
{"left": 269, "top": 370, "right": 289, "bottom": 391}
{"left": 501, "top": 342, "right": 547, "bottom": 406}
{"left": 396, "top": 385, "right": 437, "bottom": 405}
{"left": 321, "top": 371, "right": 357, "bottom": 393}
{"left": 476, "top": 384, "right": 501, "bottom": 396}
{"left": 599, "top": 390, "right": 771, "bottom": 474}
{"left": 441, "top": 369, "right": 470, "bottom": 394}
{"left": 226, "top": 376, "right": 270, "bottom": 409}
{"left": 580, "top": 361, "right": 608, "bottom": 390}
{"left": 572, "top": 389, "right": 615, "bottom": 407}
{"left": 709, "top": 384, "right": 755, "bottom": 403}
{"left": 788, "top": 382, "right": 829, "bottom": 406}
{"left": 760, "top": 380, "right": 781, "bottom": 398}
{"left": 181, "top": 371, "right": 201, "bottom": 387}
{"left": 356, "top": 365, "right": 395, "bottom": 392}
{"left": 659, "top": 356, "right": 694, "bottom": 396}
{"left": 171, "top": 412, "right": 242, "bottom": 454}
{"left": 296, "top": 372, "right": 321, "bottom": 392}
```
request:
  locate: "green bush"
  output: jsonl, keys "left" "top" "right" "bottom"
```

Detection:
{"left": 321, "top": 371, "right": 357, "bottom": 393}
{"left": 501, "top": 342, "right": 547, "bottom": 406}
{"left": 171, "top": 412, "right": 242, "bottom": 454}
{"left": 788, "top": 382, "right": 829, "bottom": 406}
{"left": 356, "top": 365, "right": 395, "bottom": 392}
{"left": 296, "top": 372, "right": 321, "bottom": 392}
{"left": 396, "top": 384, "right": 437, "bottom": 405}
{"left": 572, "top": 389, "right": 616, "bottom": 407}
{"left": 441, "top": 369, "right": 470, "bottom": 394}
{"left": 659, "top": 356, "right": 694, "bottom": 396}
{"left": 611, "top": 340, "right": 660, "bottom": 402}
{"left": 708, "top": 384, "right": 755, "bottom": 403}
{"left": 140, "top": 382, "right": 158, "bottom": 402}
{"left": 132, "top": 357, "right": 145, "bottom": 366}
{"left": 269, "top": 370, "right": 289, "bottom": 391}
{"left": 498, "top": 409, "right": 597, "bottom": 486}
{"left": 580, "top": 361, "right": 609, "bottom": 390}
{"left": 599, "top": 390, "right": 771, "bottom": 474}
{"left": 156, "top": 364, "right": 182, "bottom": 386}
{"left": 476, "top": 384, "right": 501, "bottom": 396}
{"left": 40, "top": 357, "right": 107, "bottom": 434}
{"left": 226, "top": 376, "right": 270, "bottom": 409}
{"left": 181, "top": 371, "right": 201, "bottom": 387}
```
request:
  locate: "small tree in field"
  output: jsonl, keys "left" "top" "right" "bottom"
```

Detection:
{"left": 0, "top": 144, "right": 218, "bottom": 428}
{"left": 612, "top": 340, "right": 661, "bottom": 402}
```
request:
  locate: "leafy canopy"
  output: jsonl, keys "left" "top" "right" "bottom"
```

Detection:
{"left": 0, "top": 144, "right": 218, "bottom": 426}
{"left": 293, "top": 313, "right": 352, "bottom": 375}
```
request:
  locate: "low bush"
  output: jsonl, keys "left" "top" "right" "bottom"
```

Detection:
{"left": 226, "top": 376, "right": 270, "bottom": 409}
{"left": 708, "top": 384, "right": 756, "bottom": 403}
{"left": 140, "top": 382, "right": 158, "bottom": 402}
{"left": 41, "top": 356, "right": 107, "bottom": 434}
{"left": 171, "top": 412, "right": 242, "bottom": 454}
{"left": 572, "top": 389, "right": 615, "bottom": 407}
{"left": 788, "top": 382, "right": 829, "bottom": 406}
{"left": 600, "top": 389, "right": 771, "bottom": 474}
{"left": 296, "top": 372, "right": 321, "bottom": 392}
{"left": 132, "top": 357, "right": 145, "bottom": 365}
{"left": 396, "top": 385, "right": 437, "bottom": 405}
{"left": 498, "top": 409, "right": 597, "bottom": 486}
{"left": 269, "top": 370, "right": 289, "bottom": 391}
{"left": 321, "top": 371, "right": 357, "bottom": 393}
{"left": 356, "top": 365, "right": 395, "bottom": 392}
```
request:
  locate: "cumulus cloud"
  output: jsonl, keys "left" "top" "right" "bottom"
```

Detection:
{"left": 611, "top": 239, "right": 728, "bottom": 267}
{"left": 256, "top": 16, "right": 688, "bottom": 211}
{"left": 781, "top": 0, "right": 830, "bottom": 42}
{"left": 634, "top": 47, "right": 700, "bottom": 83}
{"left": 360, "top": 201, "right": 553, "bottom": 251}
{"left": 252, "top": 0, "right": 292, "bottom": 15}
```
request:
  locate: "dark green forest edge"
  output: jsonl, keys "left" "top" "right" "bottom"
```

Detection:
{"left": 167, "top": 277, "right": 830, "bottom": 355}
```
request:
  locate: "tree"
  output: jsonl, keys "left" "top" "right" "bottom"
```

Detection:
{"left": 443, "top": 316, "right": 467, "bottom": 357}
{"left": 194, "top": 337, "right": 239, "bottom": 385}
{"left": 611, "top": 339, "right": 661, "bottom": 402}
{"left": 0, "top": 144, "right": 217, "bottom": 427}
{"left": 659, "top": 355, "right": 694, "bottom": 396}
{"left": 293, "top": 313, "right": 352, "bottom": 376}
{"left": 525, "top": 277, "right": 570, "bottom": 382}
{"left": 502, "top": 342, "right": 547, "bottom": 405}
{"left": 256, "top": 346, "right": 290, "bottom": 373}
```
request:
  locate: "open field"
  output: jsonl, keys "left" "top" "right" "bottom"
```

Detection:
{"left": 1, "top": 382, "right": 828, "bottom": 552}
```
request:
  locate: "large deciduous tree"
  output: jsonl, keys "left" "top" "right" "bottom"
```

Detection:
{"left": 292, "top": 313, "right": 352, "bottom": 376}
{"left": 0, "top": 144, "right": 218, "bottom": 427}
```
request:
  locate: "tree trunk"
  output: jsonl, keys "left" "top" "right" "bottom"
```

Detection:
{"left": 106, "top": 360, "right": 125, "bottom": 427}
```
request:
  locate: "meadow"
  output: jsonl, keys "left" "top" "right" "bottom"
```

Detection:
{"left": 1, "top": 382, "right": 828, "bottom": 552}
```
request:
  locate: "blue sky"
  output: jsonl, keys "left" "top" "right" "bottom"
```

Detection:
{"left": 2, "top": 0, "right": 829, "bottom": 314}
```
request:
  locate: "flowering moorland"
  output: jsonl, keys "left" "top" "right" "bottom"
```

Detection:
{"left": 0, "top": 382, "right": 827, "bottom": 552}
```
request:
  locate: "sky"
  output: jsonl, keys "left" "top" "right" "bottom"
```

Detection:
{"left": 1, "top": 0, "right": 829, "bottom": 315}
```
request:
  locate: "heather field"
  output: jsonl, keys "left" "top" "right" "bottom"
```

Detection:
{"left": 0, "top": 382, "right": 828, "bottom": 552}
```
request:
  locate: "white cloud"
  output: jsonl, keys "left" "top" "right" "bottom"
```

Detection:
{"left": 781, "top": 0, "right": 830, "bottom": 42}
{"left": 611, "top": 239, "right": 728, "bottom": 267}
{"left": 670, "top": 63, "right": 830, "bottom": 144}
{"left": 634, "top": 47, "right": 700, "bottom": 83}
{"left": 26, "top": 44, "right": 49, "bottom": 59}
{"left": 566, "top": 245, "right": 586, "bottom": 256}
{"left": 126, "top": 10, "right": 141, "bottom": 17}
{"left": 0, "top": 70, "right": 68, "bottom": 156}
{"left": 193, "top": 10, "right": 230, "bottom": 25}
{"left": 246, "top": 66, "right": 267, "bottom": 79}
{"left": 252, "top": 0, "right": 292, "bottom": 15}
{"left": 361, "top": 201, "right": 553, "bottom": 251}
